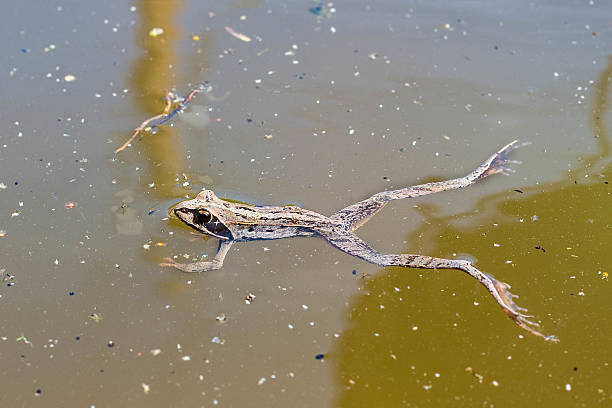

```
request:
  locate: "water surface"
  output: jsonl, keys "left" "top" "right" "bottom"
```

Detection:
{"left": 1, "top": 1, "right": 611, "bottom": 406}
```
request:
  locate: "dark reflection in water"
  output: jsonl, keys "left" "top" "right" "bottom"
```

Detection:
{"left": 334, "top": 57, "right": 612, "bottom": 407}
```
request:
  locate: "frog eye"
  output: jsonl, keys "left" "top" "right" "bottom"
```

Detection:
{"left": 195, "top": 209, "right": 212, "bottom": 224}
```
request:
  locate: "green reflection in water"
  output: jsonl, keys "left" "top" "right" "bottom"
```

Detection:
{"left": 234, "top": 0, "right": 263, "bottom": 9}
{"left": 125, "top": 0, "right": 213, "bottom": 198}
{"left": 333, "top": 58, "right": 612, "bottom": 406}
{"left": 129, "top": 0, "right": 184, "bottom": 198}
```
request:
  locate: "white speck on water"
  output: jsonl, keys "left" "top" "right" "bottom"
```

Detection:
{"left": 258, "top": 377, "right": 267, "bottom": 385}
{"left": 565, "top": 383, "right": 572, "bottom": 391}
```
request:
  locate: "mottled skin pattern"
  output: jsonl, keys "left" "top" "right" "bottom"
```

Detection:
{"left": 162, "top": 140, "right": 558, "bottom": 341}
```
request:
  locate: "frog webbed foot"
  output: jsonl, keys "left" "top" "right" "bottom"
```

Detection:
{"left": 477, "top": 140, "right": 531, "bottom": 179}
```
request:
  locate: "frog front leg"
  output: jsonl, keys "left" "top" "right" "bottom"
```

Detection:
{"left": 161, "top": 240, "right": 234, "bottom": 273}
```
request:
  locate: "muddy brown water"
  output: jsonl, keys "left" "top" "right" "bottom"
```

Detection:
{"left": 1, "top": 1, "right": 611, "bottom": 406}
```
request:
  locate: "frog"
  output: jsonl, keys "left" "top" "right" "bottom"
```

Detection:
{"left": 161, "top": 140, "right": 558, "bottom": 341}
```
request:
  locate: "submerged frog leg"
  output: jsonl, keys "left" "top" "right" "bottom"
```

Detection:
{"left": 161, "top": 240, "right": 234, "bottom": 273}
{"left": 330, "top": 140, "right": 528, "bottom": 232}
{"left": 319, "top": 228, "right": 558, "bottom": 341}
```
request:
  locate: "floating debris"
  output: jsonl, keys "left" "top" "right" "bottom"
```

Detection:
{"left": 16, "top": 335, "right": 32, "bottom": 345}
{"left": 2, "top": 269, "right": 15, "bottom": 286}
{"left": 465, "top": 366, "right": 484, "bottom": 383}
{"left": 115, "top": 83, "right": 208, "bottom": 154}
{"left": 148, "top": 27, "right": 164, "bottom": 37}
{"left": 244, "top": 293, "right": 256, "bottom": 304}
{"left": 64, "top": 74, "right": 76, "bottom": 82}
{"left": 309, "top": 1, "right": 334, "bottom": 18}
{"left": 89, "top": 313, "right": 102, "bottom": 322}
{"left": 224, "top": 26, "right": 251, "bottom": 42}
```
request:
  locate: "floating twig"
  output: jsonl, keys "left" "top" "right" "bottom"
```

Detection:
{"left": 114, "top": 83, "right": 207, "bottom": 154}
{"left": 224, "top": 26, "right": 252, "bottom": 42}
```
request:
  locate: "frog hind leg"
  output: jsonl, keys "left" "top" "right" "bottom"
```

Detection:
{"left": 330, "top": 140, "right": 526, "bottom": 232}
{"left": 318, "top": 228, "right": 557, "bottom": 341}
